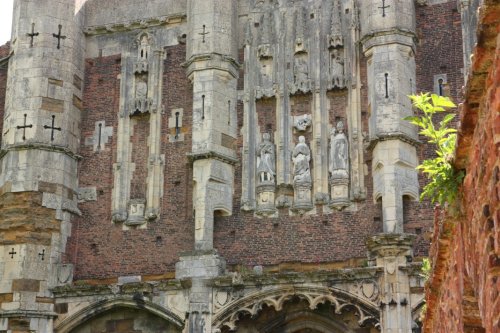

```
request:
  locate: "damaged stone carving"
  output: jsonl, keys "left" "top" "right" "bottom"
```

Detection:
{"left": 293, "top": 114, "right": 312, "bottom": 132}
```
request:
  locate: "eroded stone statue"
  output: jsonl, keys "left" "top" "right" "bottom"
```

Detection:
{"left": 257, "top": 133, "right": 276, "bottom": 183}
{"left": 329, "top": 121, "right": 349, "bottom": 179}
{"left": 292, "top": 135, "right": 311, "bottom": 185}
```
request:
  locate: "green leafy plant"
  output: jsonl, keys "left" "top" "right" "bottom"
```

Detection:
{"left": 419, "top": 257, "right": 431, "bottom": 319}
{"left": 420, "top": 257, "right": 431, "bottom": 281}
{"left": 405, "top": 93, "right": 464, "bottom": 206}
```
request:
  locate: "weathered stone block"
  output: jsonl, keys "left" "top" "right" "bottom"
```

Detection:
{"left": 11, "top": 279, "right": 40, "bottom": 292}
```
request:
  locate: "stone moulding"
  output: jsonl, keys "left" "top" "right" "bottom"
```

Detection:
{"left": 84, "top": 14, "right": 187, "bottom": 36}
{"left": 366, "top": 133, "right": 421, "bottom": 151}
{"left": 211, "top": 285, "right": 380, "bottom": 331}
{"left": 0, "top": 143, "right": 83, "bottom": 161}
{"left": 187, "top": 151, "right": 238, "bottom": 165}
{"left": 53, "top": 296, "right": 184, "bottom": 333}
{"left": 0, "top": 309, "right": 57, "bottom": 319}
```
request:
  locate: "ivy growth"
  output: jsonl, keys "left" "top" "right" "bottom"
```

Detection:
{"left": 405, "top": 93, "right": 464, "bottom": 206}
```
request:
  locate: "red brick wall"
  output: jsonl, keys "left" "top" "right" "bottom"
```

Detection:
{"left": 129, "top": 114, "right": 150, "bottom": 199}
{"left": 65, "top": 1, "right": 468, "bottom": 279}
{"left": 424, "top": 2, "right": 500, "bottom": 331}
{"left": 67, "top": 45, "right": 195, "bottom": 279}
{"left": 415, "top": 1, "right": 463, "bottom": 102}
{"left": 407, "top": 0, "right": 465, "bottom": 257}
{"left": 214, "top": 88, "right": 381, "bottom": 267}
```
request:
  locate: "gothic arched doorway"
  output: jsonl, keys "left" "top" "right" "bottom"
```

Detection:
{"left": 223, "top": 298, "right": 378, "bottom": 333}
{"left": 213, "top": 286, "right": 380, "bottom": 333}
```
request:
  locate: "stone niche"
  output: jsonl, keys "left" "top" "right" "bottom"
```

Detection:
{"left": 112, "top": 30, "right": 165, "bottom": 228}
{"left": 240, "top": 0, "right": 361, "bottom": 217}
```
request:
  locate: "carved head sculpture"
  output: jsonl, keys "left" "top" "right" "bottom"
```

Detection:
{"left": 336, "top": 121, "right": 344, "bottom": 134}
{"left": 263, "top": 132, "right": 271, "bottom": 142}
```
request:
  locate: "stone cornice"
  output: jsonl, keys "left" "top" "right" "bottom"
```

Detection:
{"left": 52, "top": 280, "right": 184, "bottom": 299}
{"left": 187, "top": 151, "right": 239, "bottom": 165}
{"left": 0, "top": 143, "right": 82, "bottom": 161}
{"left": 84, "top": 14, "right": 187, "bottom": 36}
{"left": 183, "top": 53, "right": 241, "bottom": 80}
{"left": 210, "top": 268, "right": 383, "bottom": 288}
{"left": 360, "top": 28, "right": 418, "bottom": 53}
{"left": 0, "top": 309, "right": 57, "bottom": 319}
{"left": 367, "top": 133, "right": 421, "bottom": 151}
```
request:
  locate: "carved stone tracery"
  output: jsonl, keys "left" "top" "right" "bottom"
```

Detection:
{"left": 212, "top": 286, "right": 380, "bottom": 331}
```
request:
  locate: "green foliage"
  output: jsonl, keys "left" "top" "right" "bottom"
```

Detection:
{"left": 405, "top": 93, "right": 464, "bottom": 206}
{"left": 419, "top": 257, "right": 431, "bottom": 320}
{"left": 420, "top": 257, "right": 431, "bottom": 281}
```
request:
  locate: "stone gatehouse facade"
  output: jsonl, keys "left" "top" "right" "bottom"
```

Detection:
{"left": 0, "top": 0, "right": 468, "bottom": 332}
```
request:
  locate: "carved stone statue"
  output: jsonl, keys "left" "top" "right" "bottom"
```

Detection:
{"left": 329, "top": 121, "right": 350, "bottom": 210}
{"left": 294, "top": 56, "right": 309, "bottom": 92}
{"left": 331, "top": 49, "right": 345, "bottom": 88}
{"left": 257, "top": 133, "right": 276, "bottom": 183}
{"left": 135, "top": 79, "right": 147, "bottom": 99}
{"left": 329, "top": 121, "right": 349, "bottom": 178}
{"left": 292, "top": 136, "right": 311, "bottom": 185}
{"left": 292, "top": 136, "right": 312, "bottom": 212}
{"left": 256, "top": 133, "right": 277, "bottom": 216}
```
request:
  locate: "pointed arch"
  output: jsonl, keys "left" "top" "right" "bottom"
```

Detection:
{"left": 212, "top": 285, "right": 380, "bottom": 331}
{"left": 54, "top": 296, "right": 184, "bottom": 333}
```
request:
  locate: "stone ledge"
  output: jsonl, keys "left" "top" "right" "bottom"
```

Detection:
{"left": 0, "top": 143, "right": 82, "bottom": 161}
{"left": 84, "top": 13, "right": 187, "bottom": 36}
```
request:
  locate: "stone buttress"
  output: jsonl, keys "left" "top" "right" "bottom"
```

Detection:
{"left": 176, "top": 1, "right": 239, "bottom": 332}
{"left": 0, "top": 0, "right": 84, "bottom": 332}
{"left": 360, "top": 1, "right": 420, "bottom": 332}
{"left": 360, "top": 0, "right": 419, "bottom": 234}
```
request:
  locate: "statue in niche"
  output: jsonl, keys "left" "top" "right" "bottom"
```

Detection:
{"left": 294, "top": 55, "right": 309, "bottom": 92}
{"left": 330, "top": 121, "right": 349, "bottom": 178}
{"left": 331, "top": 49, "right": 345, "bottom": 88}
{"left": 329, "top": 121, "right": 350, "bottom": 210}
{"left": 257, "top": 133, "right": 276, "bottom": 183}
{"left": 292, "top": 136, "right": 311, "bottom": 185}
{"left": 135, "top": 78, "right": 147, "bottom": 99}
{"left": 132, "top": 76, "right": 151, "bottom": 115}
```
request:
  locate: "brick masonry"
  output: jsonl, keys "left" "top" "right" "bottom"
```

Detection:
{"left": 66, "top": 46, "right": 195, "bottom": 279}
{"left": 406, "top": 1, "right": 465, "bottom": 257}
{"left": 1, "top": 3, "right": 465, "bottom": 280}
{"left": 424, "top": 1, "right": 500, "bottom": 332}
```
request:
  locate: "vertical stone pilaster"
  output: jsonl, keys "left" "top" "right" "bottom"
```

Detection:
{"left": 111, "top": 33, "right": 165, "bottom": 227}
{"left": 181, "top": 1, "right": 239, "bottom": 330}
{"left": 367, "top": 234, "right": 415, "bottom": 333}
